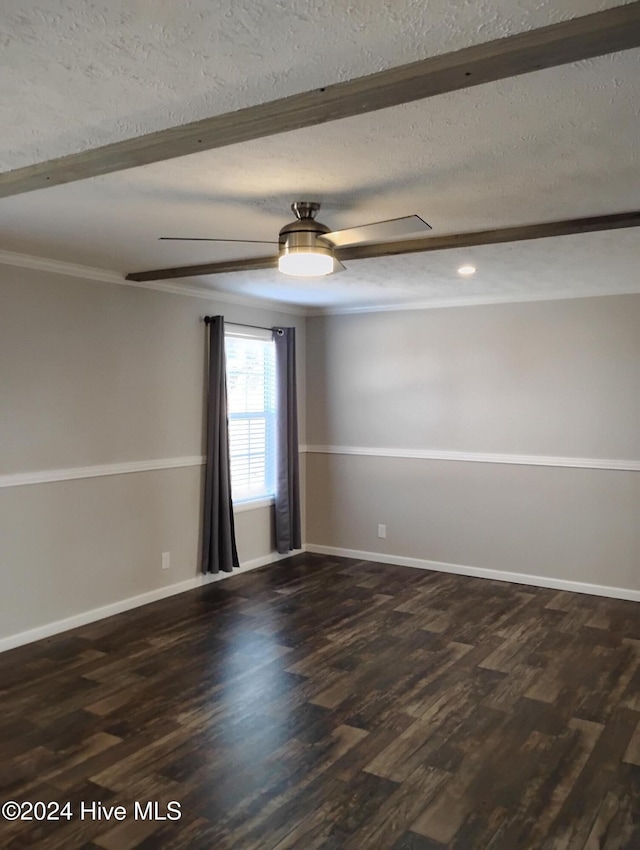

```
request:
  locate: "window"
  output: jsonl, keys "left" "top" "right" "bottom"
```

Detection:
{"left": 225, "top": 327, "right": 276, "bottom": 503}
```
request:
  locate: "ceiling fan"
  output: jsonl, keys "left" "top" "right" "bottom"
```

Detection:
{"left": 158, "top": 201, "right": 432, "bottom": 278}
{"left": 126, "top": 207, "right": 640, "bottom": 283}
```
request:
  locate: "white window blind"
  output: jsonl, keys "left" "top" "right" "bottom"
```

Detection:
{"left": 225, "top": 328, "right": 276, "bottom": 502}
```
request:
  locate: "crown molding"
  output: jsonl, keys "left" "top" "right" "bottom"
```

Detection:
{"left": 314, "top": 285, "right": 640, "bottom": 316}
{"left": 121, "top": 277, "right": 310, "bottom": 316}
{"left": 0, "top": 248, "right": 123, "bottom": 283}
{"left": 0, "top": 248, "right": 308, "bottom": 316}
{"left": 5, "top": 248, "right": 638, "bottom": 319}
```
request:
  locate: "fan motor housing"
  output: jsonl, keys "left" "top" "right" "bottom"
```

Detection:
{"left": 278, "top": 208, "right": 334, "bottom": 260}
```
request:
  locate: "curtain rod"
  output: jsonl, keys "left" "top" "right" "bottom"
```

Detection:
{"left": 203, "top": 316, "right": 285, "bottom": 336}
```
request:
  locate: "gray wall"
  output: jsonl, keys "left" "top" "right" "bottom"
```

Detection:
{"left": 0, "top": 265, "right": 306, "bottom": 640}
{"left": 306, "top": 295, "right": 640, "bottom": 590}
{"left": 3, "top": 264, "right": 639, "bottom": 643}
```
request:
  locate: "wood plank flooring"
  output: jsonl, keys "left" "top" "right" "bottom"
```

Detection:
{"left": 1, "top": 553, "right": 640, "bottom": 848}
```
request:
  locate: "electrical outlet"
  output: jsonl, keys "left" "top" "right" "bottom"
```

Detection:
{"left": 162, "top": 551, "right": 171, "bottom": 570}
{"left": 377, "top": 524, "right": 387, "bottom": 539}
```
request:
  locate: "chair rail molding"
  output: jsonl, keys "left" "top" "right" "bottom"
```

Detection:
{"left": 304, "top": 445, "right": 640, "bottom": 472}
{"left": 0, "top": 456, "right": 206, "bottom": 489}
{"left": 2, "top": 449, "right": 309, "bottom": 489}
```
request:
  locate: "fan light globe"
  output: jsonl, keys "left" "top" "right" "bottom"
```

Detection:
{"left": 278, "top": 250, "right": 334, "bottom": 277}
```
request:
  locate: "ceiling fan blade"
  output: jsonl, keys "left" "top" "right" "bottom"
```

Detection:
{"left": 159, "top": 237, "right": 278, "bottom": 243}
{"left": 324, "top": 215, "right": 431, "bottom": 248}
{"left": 126, "top": 211, "right": 640, "bottom": 282}
{"left": 127, "top": 254, "right": 278, "bottom": 281}
{"left": 335, "top": 211, "right": 640, "bottom": 263}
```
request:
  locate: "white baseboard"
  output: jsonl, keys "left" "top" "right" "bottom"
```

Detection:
{"left": 0, "top": 550, "right": 302, "bottom": 654}
{"left": 305, "top": 544, "right": 640, "bottom": 603}
{"left": 7, "top": 542, "right": 636, "bottom": 653}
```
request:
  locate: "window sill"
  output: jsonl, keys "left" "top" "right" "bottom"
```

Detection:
{"left": 232, "top": 496, "right": 275, "bottom": 513}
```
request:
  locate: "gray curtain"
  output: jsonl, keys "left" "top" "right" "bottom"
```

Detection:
{"left": 202, "top": 316, "right": 239, "bottom": 574}
{"left": 273, "top": 327, "right": 302, "bottom": 554}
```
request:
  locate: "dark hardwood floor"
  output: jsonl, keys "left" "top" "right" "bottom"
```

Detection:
{"left": 2, "top": 553, "right": 640, "bottom": 849}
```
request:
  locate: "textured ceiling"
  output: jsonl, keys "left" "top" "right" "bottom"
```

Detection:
{"left": 1, "top": 0, "right": 639, "bottom": 309}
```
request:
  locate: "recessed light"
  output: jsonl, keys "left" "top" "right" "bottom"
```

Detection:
{"left": 458, "top": 265, "right": 476, "bottom": 276}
